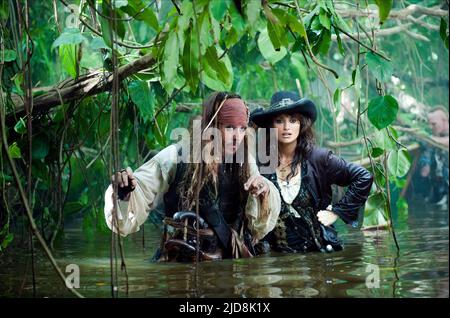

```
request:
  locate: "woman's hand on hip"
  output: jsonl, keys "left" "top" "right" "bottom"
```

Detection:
{"left": 317, "top": 206, "right": 338, "bottom": 226}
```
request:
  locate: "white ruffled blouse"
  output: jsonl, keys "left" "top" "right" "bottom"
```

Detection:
{"left": 277, "top": 166, "right": 302, "bottom": 218}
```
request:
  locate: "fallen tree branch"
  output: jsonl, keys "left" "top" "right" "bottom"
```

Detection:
{"left": 7, "top": 53, "right": 156, "bottom": 119}
{"left": 406, "top": 15, "right": 440, "bottom": 31}
{"left": 336, "top": 4, "right": 447, "bottom": 19}
{"left": 328, "top": 126, "right": 448, "bottom": 153}
{"left": 393, "top": 125, "right": 449, "bottom": 152}
{"left": 354, "top": 143, "right": 421, "bottom": 168}
{"left": 332, "top": 23, "right": 413, "bottom": 42}
{"left": 404, "top": 30, "right": 430, "bottom": 42}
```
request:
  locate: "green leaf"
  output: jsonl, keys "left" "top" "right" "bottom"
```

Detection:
{"left": 332, "top": 12, "right": 351, "bottom": 34}
{"left": 51, "top": 28, "right": 86, "bottom": 50}
{"left": 363, "top": 191, "right": 388, "bottom": 227}
{"left": 440, "top": 18, "right": 448, "bottom": 49}
{"left": 317, "top": 0, "right": 329, "bottom": 12}
{"left": 204, "top": 46, "right": 229, "bottom": 83}
{"left": 99, "top": 15, "right": 113, "bottom": 48}
{"left": 59, "top": 44, "right": 77, "bottom": 78}
{"left": 199, "top": 12, "right": 213, "bottom": 55}
{"left": 195, "top": 0, "right": 210, "bottom": 10}
{"left": 267, "top": 9, "right": 288, "bottom": 51}
{"left": 14, "top": 117, "right": 26, "bottom": 135}
{"left": 375, "top": 0, "right": 393, "bottom": 24}
{"left": 12, "top": 73, "right": 23, "bottom": 96}
{"left": 0, "top": 0, "right": 9, "bottom": 21}
{"left": 324, "top": 0, "right": 336, "bottom": 15}
{"left": 178, "top": 1, "right": 194, "bottom": 32}
{"left": 333, "top": 88, "right": 341, "bottom": 113}
{"left": 113, "top": 0, "right": 128, "bottom": 8}
{"left": 1, "top": 233, "right": 14, "bottom": 250}
{"left": 351, "top": 69, "right": 357, "bottom": 85}
{"left": 32, "top": 136, "right": 49, "bottom": 160}
{"left": 126, "top": 129, "right": 138, "bottom": 165}
{"left": 440, "top": 18, "right": 447, "bottom": 42}
{"left": 368, "top": 95, "right": 399, "bottom": 130}
{"left": 162, "top": 32, "right": 179, "bottom": 85}
{"left": 246, "top": 0, "right": 261, "bottom": 25}
{"left": 8, "top": 142, "right": 21, "bottom": 159}
{"left": 153, "top": 111, "right": 170, "bottom": 147}
{"left": 333, "top": 27, "right": 345, "bottom": 55}
{"left": 99, "top": 1, "right": 127, "bottom": 43}
{"left": 319, "top": 9, "right": 331, "bottom": 30}
{"left": 0, "top": 225, "right": 7, "bottom": 236}
{"left": 370, "top": 162, "right": 386, "bottom": 187}
{"left": 138, "top": 8, "right": 158, "bottom": 31}
{"left": 90, "top": 37, "right": 110, "bottom": 51}
{"left": 102, "top": 2, "right": 126, "bottom": 39}
{"left": 229, "top": 1, "right": 246, "bottom": 34}
{"left": 366, "top": 52, "right": 392, "bottom": 82}
{"left": 182, "top": 26, "right": 200, "bottom": 93}
{"left": 202, "top": 52, "right": 233, "bottom": 91}
{"left": 271, "top": 8, "right": 287, "bottom": 25}
{"left": 371, "top": 147, "right": 384, "bottom": 158}
{"left": 266, "top": 21, "right": 280, "bottom": 50}
{"left": 128, "top": 80, "right": 154, "bottom": 122}
{"left": 210, "top": 0, "right": 230, "bottom": 21}
{"left": 2, "top": 49, "right": 17, "bottom": 62}
{"left": 372, "top": 129, "right": 396, "bottom": 151}
{"left": 387, "top": 149, "right": 411, "bottom": 178}
{"left": 317, "top": 28, "right": 331, "bottom": 55}
{"left": 224, "top": 27, "right": 239, "bottom": 48}
{"left": 173, "top": 72, "right": 187, "bottom": 91}
{"left": 286, "top": 13, "right": 306, "bottom": 38}
{"left": 211, "top": 13, "right": 221, "bottom": 43}
{"left": 395, "top": 178, "right": 407, "bottom": 189}
{"left": 310, "top": 15, "right": 323, "bottom": 31}
{"left": 121, "top": 1, "right": 159, "bottom": 31}
{"left": 257, "top": 27, "right": 287, "bottom": 64}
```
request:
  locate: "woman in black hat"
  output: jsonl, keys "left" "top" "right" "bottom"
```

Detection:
{"left": 251, "top": 91, "right": 373, "bottom": 253}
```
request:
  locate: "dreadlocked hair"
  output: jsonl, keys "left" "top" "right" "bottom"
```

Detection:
{"left": 178, "top": 91, "right": 250, "bottom": 211}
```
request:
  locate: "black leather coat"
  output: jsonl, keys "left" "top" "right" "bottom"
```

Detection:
{"left": 262, "top": 146, "right": 373, "bottom": 228}
{"left": 300, "top": 146, "right": 374, "bottom": 227}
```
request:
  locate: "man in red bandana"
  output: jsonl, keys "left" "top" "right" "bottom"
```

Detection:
{"left": 217, "top": 97, "right": 250, "bottom": 159}
{"left": 104, "top": 92, "right": 281, "bottom": 261}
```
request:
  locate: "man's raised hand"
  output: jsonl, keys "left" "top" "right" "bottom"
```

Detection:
{"left": 111, "top": 167, "right": 137, "bottom": 201}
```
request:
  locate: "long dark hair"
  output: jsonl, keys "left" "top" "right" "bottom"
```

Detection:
{"left": 263, "top": 114, "right": 315, "bottom": 181}
{"left": 178, "top": 92, "right": 250, "bottom": 210}
{"left": 286, "top": 115, "right": 315, "bottom": 181}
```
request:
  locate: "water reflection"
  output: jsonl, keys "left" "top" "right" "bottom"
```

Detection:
{"left": 0, "top": 206, "right": 447, "bottom": 298}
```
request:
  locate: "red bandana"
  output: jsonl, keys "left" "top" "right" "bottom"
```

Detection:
{"left": 217, "top": 98, "right": 249, "bottom": 127}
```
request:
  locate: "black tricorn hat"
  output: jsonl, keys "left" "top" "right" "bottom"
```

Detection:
{"left": 250, "top": 91, "right": 317, "bottom": 127}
